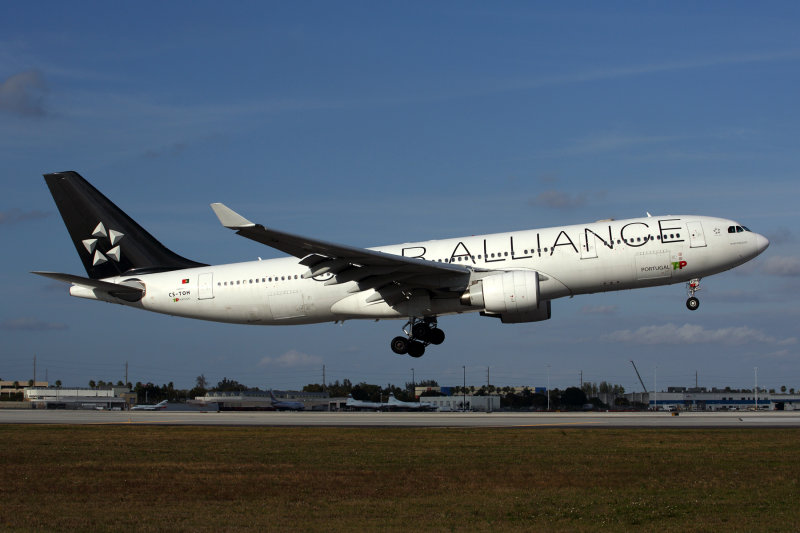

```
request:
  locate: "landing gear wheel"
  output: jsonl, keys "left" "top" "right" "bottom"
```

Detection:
{"left": 686, "top": 297, "right": 700, "bottom": 311}
{"left": 390, "top": 336, "right": 410, "bottom": 355}
{"left": 407, "top": 341, "right": 425, "bottom": 358}
{"left": 411, "top": 322, "right": 431, "bottom": 341}
{"left": 427, "top": 328, "right": 445, "bottom": 345}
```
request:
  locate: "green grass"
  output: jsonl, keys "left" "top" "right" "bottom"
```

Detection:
{"left": 1, "top": 426, "right": 799, "bottom": 531}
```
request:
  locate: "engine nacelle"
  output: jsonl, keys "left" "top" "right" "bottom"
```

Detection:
{"left": 461, "top": 270, "right": 551, "bottom": 323}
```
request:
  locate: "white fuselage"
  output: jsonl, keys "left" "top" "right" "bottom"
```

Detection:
{"left": 73, "top": 215, "right": 767, "bottom": 325}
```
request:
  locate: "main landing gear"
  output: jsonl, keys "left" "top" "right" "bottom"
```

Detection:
{"left": 686, "top": 278, "right": 701, "bottom": 311}
{"left": 390, "top": 317, "right": 445, "bottom": 358}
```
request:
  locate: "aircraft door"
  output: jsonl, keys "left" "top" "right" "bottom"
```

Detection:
{"left": 198, "top": 273, "right": 214, "bottom": 300}
{"left": 687, "top": 221, "right": 707, "bottom": 248}
{"left": 268, "top": 290, "right": 307, "bottom": 319}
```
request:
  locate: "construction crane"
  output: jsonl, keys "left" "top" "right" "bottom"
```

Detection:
{"left": 630, "top": 360, "right": 648, "bottom": 393}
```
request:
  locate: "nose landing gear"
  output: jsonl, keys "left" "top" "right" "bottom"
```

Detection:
{"left": 686, "top": 278, "right": 701, "bottom": 311}
{"left": 390, "top": 317, "right": 445, "bottom": 357}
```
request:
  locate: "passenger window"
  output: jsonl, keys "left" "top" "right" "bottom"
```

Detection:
{"left": 236, "top": 281, "right": 240, "bottom": 285}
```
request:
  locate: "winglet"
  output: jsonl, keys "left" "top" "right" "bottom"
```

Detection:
{"left": 210, "top": 203, "right": 255, "bottom": 229}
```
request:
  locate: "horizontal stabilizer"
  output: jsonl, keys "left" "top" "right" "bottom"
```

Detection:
{"left": 31, "top": 271, "right": 144, "bottom": 301}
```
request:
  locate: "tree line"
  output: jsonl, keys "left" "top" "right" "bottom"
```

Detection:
{"left": 15, "top": 374, "right": 633, "bottom": 408}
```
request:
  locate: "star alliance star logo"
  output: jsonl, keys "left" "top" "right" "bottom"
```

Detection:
{"left": 82, "top": 222, "right": 124, "bottom": 266}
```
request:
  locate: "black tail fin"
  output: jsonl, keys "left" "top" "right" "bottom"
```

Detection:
{"left": 44, "top": 171, "right": 206, "bottom": 279}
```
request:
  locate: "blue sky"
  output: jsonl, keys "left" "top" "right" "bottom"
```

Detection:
{"left": 2, "top": 2, "right": 799, "bottom": 392}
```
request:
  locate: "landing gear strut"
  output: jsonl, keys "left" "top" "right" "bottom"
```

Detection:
{"left": 686, "top": 278, "right": 701, "bottom": 311}
{"left": 390, "top": 317, "right": 445, "bottom": 357}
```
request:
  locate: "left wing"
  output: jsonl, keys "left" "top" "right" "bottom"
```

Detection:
{"left": 210, "top": 203, "right": 476, "bottom": 303}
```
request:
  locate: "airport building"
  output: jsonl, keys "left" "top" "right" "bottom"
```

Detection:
{"left": 195, "top": 390, "right": 330, "bottom": 410}
{"left": 23, "top": 386, "right": 134, "bottom": 410}
{"left": 626, "top": 388, "right": 800, "bottom": 411}
{"left": 1, "top": 380, "right": 48, "bottom": 400}
{"left": 417, "top": 394, "right": 502, "bottom": 412}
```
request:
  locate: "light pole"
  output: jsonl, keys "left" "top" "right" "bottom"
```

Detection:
{"left": 654, "top": 366, "right": 658, "bottom": 411}
{"left": 755, "top": 367, "right": 758, "bottom": 411}
{"left": 463, "top": 365, "right": 466, "bottom": 412}
{"left": 546, "top": 364, "right": 550, "bottom": 411}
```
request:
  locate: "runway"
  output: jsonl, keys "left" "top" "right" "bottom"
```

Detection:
{"left": 2, "top": 409, "right": 800, "bottom": 428}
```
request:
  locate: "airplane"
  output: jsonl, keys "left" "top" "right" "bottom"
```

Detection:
{"left": 345, "top": 394, "right": 385, "bottom": 411}
{"left": 34, "top": 171, "right": 769, "bottom": 358}
{"left": 269, "top": 390, "right": 304, "bottom": 411}
{"left": 387, "top": 392, "right": 435, "bottom": 411}
{"left": 131, "top": 400, "right": 168, "bottom": 411}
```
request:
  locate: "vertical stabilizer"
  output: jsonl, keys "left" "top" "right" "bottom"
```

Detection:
{"left": 43, "top": 171, "right": 206, "bottom": 279}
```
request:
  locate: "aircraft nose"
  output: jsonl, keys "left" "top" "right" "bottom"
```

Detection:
{"left": 755, "top": 233, "right": 770, "bottom": 255}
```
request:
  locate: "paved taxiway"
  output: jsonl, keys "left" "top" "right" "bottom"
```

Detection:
{"left": 2, "top": 410, "right": 800, "bottom": 428}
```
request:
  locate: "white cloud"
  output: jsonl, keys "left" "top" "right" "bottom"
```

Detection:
{"left": 603, "top": 323, "right": 796, "bottom": 346}
{"left": 258, "top": 349, "right": 322, "bottom": 368}
{"left": 1, "top": 317, "right": 67, "bottom": 331}
{"left": 528, "top": 190, "right": 588, "bottom": 209}
{"left": 0, "top": 70, "right": 48, "bottom": 117}
{"left": 761, "top": 256, "right": 800, "bottom": 277}
{"left": 580, "top": 305, "right": 617, "bottom": 315}
{"left": 0, "top": 209, "right": 50, "bottom": 226}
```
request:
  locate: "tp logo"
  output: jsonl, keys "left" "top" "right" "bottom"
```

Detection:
{"left": 672, "top": 260, "right": 687, "bottom": 270}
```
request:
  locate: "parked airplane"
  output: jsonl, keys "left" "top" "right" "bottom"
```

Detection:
{"left": 269, "top": 390, "right": 304, "bottom": 411}
{"left": 387, "top": 393, "right": 435, "bottom": 411}
{"left": 35, "top": 172, "right": 769, "bottom": 358}
{"left": 345, "top": 394, "right": 385, "bottom": 410}
{"left": 131, "top": 400, "right": 168, "bottom": 411}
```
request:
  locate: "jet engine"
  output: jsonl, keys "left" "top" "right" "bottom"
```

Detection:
{"left": 460, "top": 270, "right": 551, "bottom": 323}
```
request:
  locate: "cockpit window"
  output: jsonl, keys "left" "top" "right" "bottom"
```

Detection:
{"left": 728, "top": 225, "right": 749, "bottom": 233}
